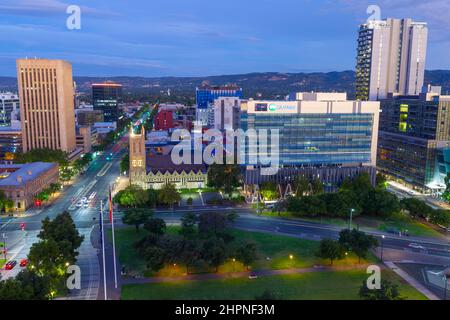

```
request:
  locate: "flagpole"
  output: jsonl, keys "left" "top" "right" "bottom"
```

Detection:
{"left": 110, "top": 186, "right": 118, "bottom": 289}
{"left": 100, "top": 200, "right": 107, "bottom": 300}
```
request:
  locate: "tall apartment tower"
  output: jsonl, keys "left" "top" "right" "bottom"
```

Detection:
{"left": 129, "top": 126, "right": 147, "bottom": 189}
{"left": 16, "top": 58, "right": 77, "bottom": 153}
{"left": 356, "top": 18, "right": 428, "bottom": 101}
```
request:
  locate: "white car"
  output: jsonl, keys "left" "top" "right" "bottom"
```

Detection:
{"left": 75, "top": 201, "right": 83, "bottom": 208}
{"left": 408, "top": 243, "right": 425, "bottom": 250}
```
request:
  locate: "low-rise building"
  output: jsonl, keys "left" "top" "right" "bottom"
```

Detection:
{"left": 0, "top": 162, "right": 59, "bottom": 211}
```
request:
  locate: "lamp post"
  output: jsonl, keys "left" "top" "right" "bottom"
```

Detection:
{"left": 232, "top": 258, "right": 236, "bottom": 273}
{"left": 349, "top": 208, "right": 355, "bottom": 230}
{"left": 289, "top": 254, "right": 294, "bottom": 268}
{"left": 380, "top": 235, "right": 385, "bottom": 262}
{"left": 444, "top": 267, "right": 450, "bottom": 301}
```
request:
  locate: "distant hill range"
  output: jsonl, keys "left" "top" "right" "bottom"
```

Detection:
{"left": 1, "top": 70, "right": 449, "bottom": 99}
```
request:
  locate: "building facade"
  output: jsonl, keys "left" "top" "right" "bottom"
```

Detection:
{"left": 213, "top": 97, "right": 241, "bottom": 131}
{"left": 16, "top": 58, "right": 77, "bottom": 154}
{"left": 356, "top": 18, "right": 428, "bottom": 101}
{"left": 196, "top": 84, "right": 242, "bottom": 126}
{"left": 92, "top": 81, "right": 122, "bottom": 123}
{"left": 377, "top": 87, "right": 450, "bottom": 189}
{"left": 0, "top": 93, "right": 20, "bottom": 127}
{"left": 0, "top": 127, "right": 22, "bottom": 160}
{"left": 240, "top": 93, "right": 380, "bottom": 190}
{"left": 0, "top": 162, "right": 59, "bottom": 211}
{"left": 154, "top": 110, "right": 174, "bottom": 130}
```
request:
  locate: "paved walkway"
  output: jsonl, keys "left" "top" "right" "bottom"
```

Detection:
{"left": 123, "top": 264, "right": 370, "bottom": 285}
{"left": 384, "top": 261, "right": 440, "bottom": 300}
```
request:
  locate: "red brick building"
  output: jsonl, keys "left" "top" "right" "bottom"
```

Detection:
{"left": 154, "top": 110, "right": 174, "bottom": 130}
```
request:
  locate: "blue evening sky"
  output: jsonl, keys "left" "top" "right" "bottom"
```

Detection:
{"left": 0, "top": 0, "right": 449, "bottom": 77}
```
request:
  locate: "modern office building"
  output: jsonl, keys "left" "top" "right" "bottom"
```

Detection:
{"left": 0, "top": 162, "right": 59, "bottom": 211}
{"left": 196, "top": 84, "right": 242, "bottom": 126}
{"left": 0, "top": 127, "right": 22, "bottom": 160}
{"left": 76, "top": 108, "right": 104, "bottom": 126}
{"left": 377, "top": 86, "right": 450, "bottom": 190}
{"left": 356, "top": 18, "right": 428, "bottom": 101}
{"left": 240, "top": 93, "right": 380, "bottom": 190}
{"left": 92, "top": 81, "right": 122, "bottom": 123}
{"left": 0, "top": 93, "right": 20, "bottom": 127}
{"left": 16, "top": 58, "right": 78, "bottom": 155}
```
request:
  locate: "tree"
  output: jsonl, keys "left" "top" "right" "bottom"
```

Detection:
{"left": 338, "top": 229, "right": 378, "bottom": 263}
{"left": 180, "top": 239, "right": 202, "bottom": 274}
{"left": 260, "top": 181, "right": 278, "bottom": 201}
{"left": 376, "top": 173, "right": 387, "bottom": 189}
{"left": 186, "top": 197, "right": 193, "bottom": 206}
{"left": 442, "top": 172, "right": 450, "bottom": 202}
{"left": 359, "top": 279, "right": 403, "bottom": 300}
{"left": 158, "top": 183, "right": 181, "bottom": 208}
{"left": 362, "top": 189, "right": 400, "bottom": 217}
{"left": 27, "top": 239, "right": 67, "bottom": 293}
{"left": 0, "top": 278, "right": 33, "bottom": 300}
{"left": 310, "top": 177, "right": 324, "bottom": 195}
{"left": 198, "top": 212, "right": 227, "bottom": 236}
{"left": 120, "top": 153, "right": 129, "bottom": 174}
{"left": 146, "top": 188, "right": 159, "bottom": 207}
{"left": 294, "top": 175, "right": 309, "bottom": 197}
{"left": 38, "top": 212, "right": 84, "bottom": 264}
{"left": 235, "top": 242, "right": 257, "bottom": 270}
{"left": 143, "top": 218, "right": 166, "bottom": 235}
{"left": 428, "top": 209, "right": 450, "bottom": 227}
{"left": 122, "top": 208, "right": 153, "bottom": 232}
{"left": 203, "top": 238, "right": 227, "bottom": 273}
{"left": 207, "top": 164, "right": 241, "bottom": 197}
{"left": 142, "top": 246, "right": 166, "bottom": 272}
{"left": 179, "top": 212, "right": 197, "bottom": 239}
{"left": 400, "top": 198, "right": 432, "bottom": 219}
{"left": 16, "top": 270, "right": 52, "bottom": 300}
{"left": 316, "top": 239, "right": 344, "bottom": 265}
{"left": 114, "top": 185, "right": 149, "bottom": 208}
{"left": 0, "top": 190, "right": 13, "bottom": 212}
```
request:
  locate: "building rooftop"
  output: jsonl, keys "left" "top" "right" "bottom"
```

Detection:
{"left": 0, "top": 162, "right": 57, "bottom": 187}
{"left": 147, "top": 154, "right": 207, "bottom": 174}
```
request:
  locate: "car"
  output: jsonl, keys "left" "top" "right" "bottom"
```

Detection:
{"left": 4, "top": 260, "right": 17, "bottom": 270}
{"left": 83, "top": 202, "right": 89, "bottom": 208}
{"left": 248, "top": 273, "right": 258, "bottom": 280}
{"left": 76, "top": 201, "right": 83, "bottom": 208}
{"left": 19, "top": 259, "right": 28, "bottom": 267}
{"left": 408, "top": 243, "right": 425, "bottom": 250}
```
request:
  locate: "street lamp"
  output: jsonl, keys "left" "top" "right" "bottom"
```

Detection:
{"left": 349, "top": 208, "right": 355, "bottom": 230}
{"left": 232, "top": 258, "right": 236, "bottom": 272}
{"left": 380, "top": 235, "right": 385, "bottom": 262}
{"left": 444, "top": 267, "right": 450, "bottom": 300}
{"left": 289, "top": 254, "right": 294, "bottom": 268}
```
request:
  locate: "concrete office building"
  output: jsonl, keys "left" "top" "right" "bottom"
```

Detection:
{"left": 16, "top": 58, "right": 78, "bottom": 156}
{"left": 356, "top": 18, "right": 428, "bottom": 101}
{"left": 0, "top": 92, "right": 20, "bottom": 127}
{"left": 241, "top": 93, "right": 380, "bottom": 191}
{"left": 377, "top": 86, "right": 450, "bottom": 190}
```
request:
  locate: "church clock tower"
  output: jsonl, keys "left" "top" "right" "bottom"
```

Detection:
{"left": 129, "top": 126, "right": 147, "bottom": 188}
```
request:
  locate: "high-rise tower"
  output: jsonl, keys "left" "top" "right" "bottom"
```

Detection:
{"left": 16, "top": 58, "right": 77, "bottom": 153}
{"left": 356, "top": 18, "right": 428, "bottom": 101}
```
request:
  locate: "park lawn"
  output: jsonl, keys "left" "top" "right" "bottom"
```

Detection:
{"left": 378, "top": 219, "right": 443, "bottom": 238}
{"left": 121, "top": 268, "right": 427, "bottom": 300}
{"left": 113, "top": 226, "right": 376, "bottom": 277}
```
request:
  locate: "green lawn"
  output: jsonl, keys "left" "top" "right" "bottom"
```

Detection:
{"left": 113, "top": 226, "right": 376, "bottom": 277}
{"left": 121, "top": 268, "right": 427, "bottom": 300}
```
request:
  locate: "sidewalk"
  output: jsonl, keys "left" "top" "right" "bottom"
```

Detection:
{"left": 384, "top": 261, "right": 440, "bottom": 300}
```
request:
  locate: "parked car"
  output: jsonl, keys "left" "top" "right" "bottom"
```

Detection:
{"left": 248, "top": 273, "right": 258, "bottom": 280}
{"left": 19, "top": 259, "right": 28, "bottom": 267}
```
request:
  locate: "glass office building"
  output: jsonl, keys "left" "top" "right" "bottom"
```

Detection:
{"left": 240, "top": 96, "right": 380, "bottom": 189}
{"left": 377, "top": 89, "right": 450, "bottom": 189}
{"left": 92, "top": 81, "right": 122, "bottom": 123}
